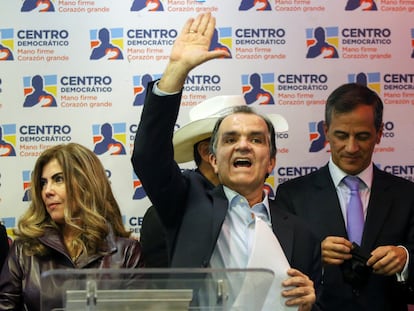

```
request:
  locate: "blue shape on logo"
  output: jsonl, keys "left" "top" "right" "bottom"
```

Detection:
{"left": 133, "top": 74, "right": 153, "bottom": 106}
{"left": 348, "top": 72, "right": 381, "bottom": 94}
{"left": 93, "top": 123, "right": 127, "bottom": 156}
{"left": 21, "top": 0, "right": 55, "bottom": 12}
{"left": 411, "top": 29, "right": 414, "bottom": 58}
{"left": 22, "top": 170, "right": 32, "bottom": 202}
{"left": 239, "top": 0, "right": 271, "bottom": 11}
{"left": 0, "top": 124, "right": 16, "bottom": 156}
{"left": 309, "top": 121, "right": 326, "bottom": 152}
{"left": 131, "top": 0, "right": 164, "bottom": 11}
{"left": 306, "top": 27, "right": 339, "bottom": 59}
{"left": 209, "top": 28, "right": 232, "bottom": 58}
{"left": 345, "top": 0, "right": 377, "bottom": 11}
{"left": 132, "top": 171, "right": 147, "bottom": 200}
{"left": 90, "top": 28, "right": 124, "bottom": 60}
{"left": 23, "top": 75, "right": 57, "bottom": 108}
{"left": 0, "top": 29, "right": 14, "bottom": 61}
{"left": 242, "top": 73, "right": 274, "bottom": 105}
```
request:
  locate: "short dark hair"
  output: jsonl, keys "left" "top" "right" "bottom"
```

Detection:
{"left": 325, "top": 83, "right": 383, "bottom": 132}
{"left": 193, "top": 137, "right": 210, "bottom": 167}
{"left": 209, "top": 105, "right": 277, "bottom": 159}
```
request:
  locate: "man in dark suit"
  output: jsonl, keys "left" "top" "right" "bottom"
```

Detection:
{"left": 139, "top": 95, "right": 288, "bottom": 267}
{"left": 140, "top": 107, "right": 220, "bottom": 267}
{"left": 133, "top": 13, "right": 321, "bottom": 311}
{"left": 275, "top": 83, "right": 414, "bottom": 311}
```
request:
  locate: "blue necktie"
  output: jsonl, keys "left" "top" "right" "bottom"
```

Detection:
{"left": 343, "top": 176, "right": 364, "bottom": 245}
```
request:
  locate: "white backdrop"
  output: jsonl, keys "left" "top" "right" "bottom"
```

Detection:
{"left": 1, "top": 0, "right": 414, "bottom": 239}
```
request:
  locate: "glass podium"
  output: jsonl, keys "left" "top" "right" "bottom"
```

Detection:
{"left": 40, "top": 268, "right": 274, "bottom": 311}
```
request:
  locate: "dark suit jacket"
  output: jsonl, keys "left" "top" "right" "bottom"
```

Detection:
{"left": 132, "top": 82, "right": 322, "bottom": 309}
{"left": 140, "top": 205, "right": 169, "bottom": 267}
{"left": 0, "top": 224, "right": 9, "bottom": 271}
{"left": 140, "top": 169, "right": 215, "bottom": 268}
{"left": 275, "top": 164, "right": 414, "bottom": 311}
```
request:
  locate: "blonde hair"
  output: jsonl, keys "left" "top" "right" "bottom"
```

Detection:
{"left": 15, "top": 143, "right": 130, "bottom": 256}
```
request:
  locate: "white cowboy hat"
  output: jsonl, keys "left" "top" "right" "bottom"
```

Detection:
{"left": 173, "top": 95, "right": 289, "bottom": 163}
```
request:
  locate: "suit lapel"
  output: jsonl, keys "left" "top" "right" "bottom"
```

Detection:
{"left": 313, "top": 166, "right": 348, "bottom": 237}
{"left": 209, "top": 186, "right": 230, "bottom": 254}
{"left": 269, "top": 203, "right": 294, "bottom": 262}
{"left": 362, "top": 167, "right": 392, "bottom": 249}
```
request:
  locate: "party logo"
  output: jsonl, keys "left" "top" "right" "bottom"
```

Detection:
{"left": 0, "top": 29, "right": 14, "bottom": 61}
{"left": 90, "top": 28, "right": 124, "bottom": 60}
{"left": 306, "top": 27, "right": 339, "bottom": 58}
{"left": 241, "top": 73, "right": 275, "bottom": 105}
{"left": 0, "top": 124, "right": 17, "bottom": 157}
{"left": 23, "top": 75, "right": 57, "bottom": 108}
{"left": 308, "top": 121, "right": 327, "bottom": 153}
{"left": 92, "top": 122, "right": 127, "bottom": 155}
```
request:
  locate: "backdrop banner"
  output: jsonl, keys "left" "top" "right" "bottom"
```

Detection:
{"left": 1, "top": 0, "right": 413, "bottom": 238}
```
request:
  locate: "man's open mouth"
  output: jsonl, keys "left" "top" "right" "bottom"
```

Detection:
{"left": 234, "top": 158, "right": 252, "bottom": 168}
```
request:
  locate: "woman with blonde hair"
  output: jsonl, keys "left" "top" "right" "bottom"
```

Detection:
{"left": 0, "top": 143, "right": 143, "bottom": 310}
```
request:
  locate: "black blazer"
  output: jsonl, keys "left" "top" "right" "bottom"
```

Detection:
{"left": 140, "top": 169, "right": 216, "bottom": 268}
{"left": 275, "top": 164, "right": 414, "bottom": 311}
{"left": 0, "top": 224, "right": 9, "bottom": 271}
{"left": 132, "top": 82, "right": 322, "bottom": 305}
